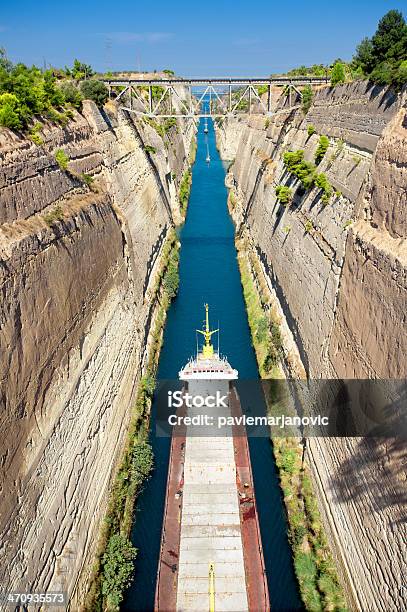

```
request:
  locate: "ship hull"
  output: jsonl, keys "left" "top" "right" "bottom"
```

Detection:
{"left": 154, "top": 382, "right": 270, "bottom": 611}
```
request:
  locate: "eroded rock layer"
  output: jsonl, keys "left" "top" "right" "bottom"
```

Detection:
{"left": 0, "top": 101, "right": 194, "bottom": 607}
{"left": 217, "top": 81, "right": 406, "bottom": 611}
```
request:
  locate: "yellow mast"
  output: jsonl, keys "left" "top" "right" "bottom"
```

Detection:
{"left": 209, "top": 562, "right": 215, "bottom": 612}
{"left": 197, "top": 303, "right": 218, "bottom": 359}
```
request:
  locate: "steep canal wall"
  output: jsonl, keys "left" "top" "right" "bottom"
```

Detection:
{"left": 217, "top": 81, "right": 406, "bottom": 610}
{"left": 0, "top": 101, "right": 194, "bottom": 606}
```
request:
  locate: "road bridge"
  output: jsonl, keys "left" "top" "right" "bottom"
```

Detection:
{"left": 101, "top": 76, "right": 328, "bottom": 118}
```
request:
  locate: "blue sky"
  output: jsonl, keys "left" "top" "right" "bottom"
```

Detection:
{"left": 1, "top": 1, "right": 405, "bottom": 76}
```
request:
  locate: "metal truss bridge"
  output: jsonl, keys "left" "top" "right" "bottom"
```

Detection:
{"left": 101, "top": 76, "right": 328, "bottom": 118}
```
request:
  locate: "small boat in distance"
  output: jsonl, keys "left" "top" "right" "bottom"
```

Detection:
{"left": 204, "top": 117, "right": 209, "bottom": 134}
{"left": 206, "top": 142, "right": 210, "bottom": 163}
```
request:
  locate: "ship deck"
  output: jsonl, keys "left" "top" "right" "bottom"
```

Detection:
{"left": 155, "top": 382, "right": 269, "bottom": 611}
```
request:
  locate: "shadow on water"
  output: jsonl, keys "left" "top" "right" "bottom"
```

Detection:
{"left": 122, "top": 119, "right": 302, "bottom": 611}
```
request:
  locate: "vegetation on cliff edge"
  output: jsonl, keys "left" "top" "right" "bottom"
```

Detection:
{"left": 0, "top": 50, "right": 108, "bottom": 130}
{"left": 282, "top": 148, "right": 333, "bottom": 204}
{"left": 284, "top": 10, "right": 407, "bottom": 90}
{"left": 179, "top": 168, "right": 192, "bottom": 215}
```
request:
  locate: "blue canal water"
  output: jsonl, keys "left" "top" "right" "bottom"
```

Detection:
{"left": 122, "top": 120, "right": 302, "bottom": 611}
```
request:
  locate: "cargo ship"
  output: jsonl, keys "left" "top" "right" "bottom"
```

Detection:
{"left": 155, "top": 304, "right": 269, "bottom": 611}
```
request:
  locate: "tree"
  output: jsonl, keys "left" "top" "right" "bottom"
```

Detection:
{"left": 301, "top": 85, "right": 313, "bottom": 114}
{"left": 0, "top": 93, "right": 22, "bottom": 129}
{"left": 371, "top": 10, "right": 406, "bottom": 62}
{"left": 352, "top": 10, "right": 407, "bottom": 88}
{"left": 330, "top": 62, "right": 346, "bottom": 86}
{"left": 70, "top": 59, "right": 94, "bottom": 80}
{"left": 353, "top": 37, "right": 374, "bottom": 74}
{"left": 80, "top": 79, "right": 109, "bottom": 106}
{"left": 0, "top": 47, "right": 12, "bottom": 72}
{"left": 315, "top": 135, "right": 330, "bottom": 165}
{"left": 58, "top": 81, "right": 83, "bottom": 109}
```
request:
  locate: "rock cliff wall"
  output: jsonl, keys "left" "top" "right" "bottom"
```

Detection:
{"left": 0, "top": 102, "right": 194, "bottom": 607}
{"left": 217, "top": 81, "right": 406, "bottom": 611}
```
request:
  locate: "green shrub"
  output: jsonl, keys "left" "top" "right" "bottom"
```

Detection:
{"left": 255, "top": 317, "right": 269, "bottom": 343}
{"left": 101, "top": 534, "right": 137, "bottom": 610}
{"left": 66, "top": 59, "right": 95, "bottom": 81}
{"left": 46, "top": 107, "right": 68, "bottom": 126}
{"left": 80, "top": 79, "right": 109, "bottom": 106}
{"left": 163, "top": 117, "right": 177, "bottom": 132}
{"left": 163, "top": 69, "right": 175, "bottom": 76}
{"left": 29, "top": 122, "right": 43, "bottom": 145}
{"left": 307, "top": 124, "right": 316, "bottom": 137}
{"left": 263, "top": 343, "right": 279, "bottom": 372}
{"left": 283, "top": 149, "right": 304, "bottom": 170}
{"left": 330, "top": 62, "right": 346, "bottom": 85}
{"left": 0, "top": 93, "right": 23, "bottom": 130}
{"left": 81, "top": 173, "right": 94, "bottom": 187}
{"left": 280, "top": 448, "right": 297, "bottom": 474}
{"left": 283, "top": 150, "right": 317, "bottom": 190}
{"left": 179, "top": 168, "right": 192, "bottom": 213}
{"left": 314, "top": 135, "right": 329, "bottom": 165}
{"left": 315, "top": 172, "right": 333, "bottom": 203}
{"left": 163, "top": 248, "right": 180, "bottom": 299}
{"left": 301, "top": 85, "right": 313, "bottom": 114}
{"left": 43, "top": 205, "right": 64, "bottom": 226}
{"left": 131, "top": 441, "right": 154, "bottom": 484}
{"left": 304, "top": 220, "right": 313, "bottom": 233}
{"left": 55, "top": 148, "right": 69, "bottom": 170}
{"left": 144, "top": 144, "right": 157, "bottom": 154}
{"left": 58, "top": 81, "right": 83, "bottom": 109}
{"left": 275, "top": 185, "right": 292, "bottom": 205}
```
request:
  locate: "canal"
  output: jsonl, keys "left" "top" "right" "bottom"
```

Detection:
{"left": 123, "top": 119, "right": 302, "bottom": 611}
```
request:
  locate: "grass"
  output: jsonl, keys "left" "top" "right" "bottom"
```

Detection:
{"left": 274, "top": 437, "right": 347, "bottom": 612}
{"left": 234, "top": 232, "right": 347, "bottom": 612}
{"left": 84, "top": 230, "right": 180, "bottom": 612}
{"left": 235, "top": 236, "right": 283, "bottom": 379}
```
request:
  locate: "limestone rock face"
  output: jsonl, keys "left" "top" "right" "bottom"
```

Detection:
{"left": 217, "top": 81, "right": 406, "bottom": 611}
{"left": 330, "top": 96, "right": 407, "bottom": 378}
{"left": 0, "top": 102, "right": 194, "bottom": 606}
